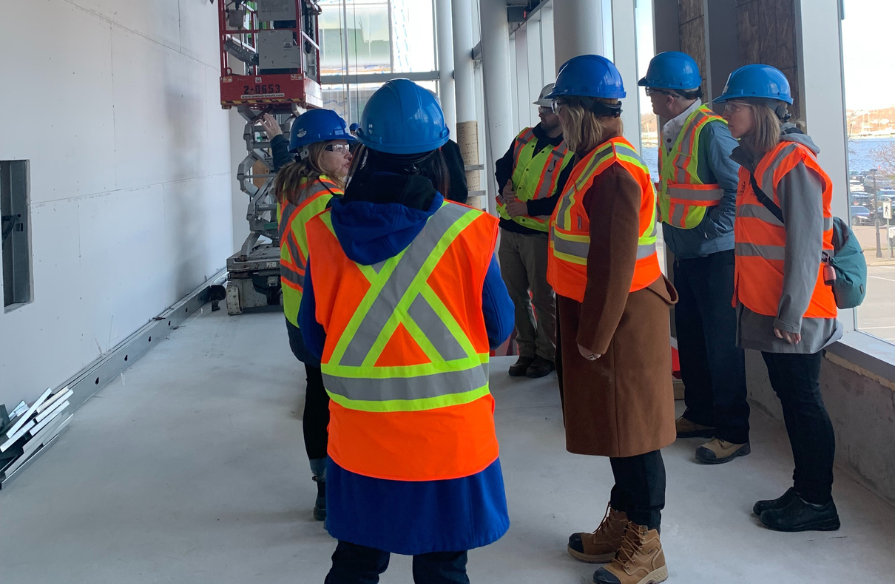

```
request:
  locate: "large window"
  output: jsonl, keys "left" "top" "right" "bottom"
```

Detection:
{"left": 319, "top": 0, "right": 436, "bottom": 76}
{"left": 317, "top": 0, "right": 438, "bottom": 124}
{"left": 841, "top": 0, "right": 895, "bottom": 341}
{"left": 635, "top": 1, "right": 658, "bottom": 179}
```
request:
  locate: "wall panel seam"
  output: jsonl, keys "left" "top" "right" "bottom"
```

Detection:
{"left": 30, "top": 172, "right": 234, "bottom": 207}
{"left": 60, "top": 0, "right": 219, "bottom": 70}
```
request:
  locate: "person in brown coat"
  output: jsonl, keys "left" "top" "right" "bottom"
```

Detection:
{"left": 545, "top": 55, "right": 677, "bottom": 584}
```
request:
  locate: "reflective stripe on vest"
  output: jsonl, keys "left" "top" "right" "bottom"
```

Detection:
{"left": 658, "top": 105, "right": 726, "bottom": 229}
{"left": 547, "top": 136, "right": 661, "bottom": 302}
{"left": 305, "top": 200, "right": 500, "bottom": 481}
{"left": 277, "top": 175, "right": 340, "bottom": 327}
{"left": 496, "top": 128, "right": 574, "bottom": 232}
{"left": 734, "top": 141, "right": 837, "bottom": 319}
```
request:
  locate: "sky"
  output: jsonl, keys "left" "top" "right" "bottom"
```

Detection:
{"left": 841, "top": 0, "right": 895, "bottom": 111}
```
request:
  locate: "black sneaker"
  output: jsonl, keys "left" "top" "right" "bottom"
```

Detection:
{"left": 313, "top": 477, "right": 326, "bottom": 522}
{"left": 753, "top": 488, "right": 798, "bottom": 516}
{"left": 509, "top": 356, "right": 535, "bottom": 377}
{"left": 759, "top": 495, "right": 840, "bottom": 532}
{"left": 526, "top": 356, "right": 556, "bottom": 378}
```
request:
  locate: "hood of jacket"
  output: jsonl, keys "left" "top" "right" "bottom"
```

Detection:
{"left": 329, "top": 171, "right": 442, "bottom": 266}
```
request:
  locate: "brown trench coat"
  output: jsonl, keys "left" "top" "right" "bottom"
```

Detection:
{"left": 556, "top": 134, "right": 678, "bottom": 458}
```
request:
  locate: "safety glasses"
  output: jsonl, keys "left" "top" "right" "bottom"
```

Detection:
{"left": 325, "top": 143, "right": 351, "bottom": 154}
{"left": 722, "top": 101, "right": 749, "bottom": 114}
{"left": 644, "top": 88, "right": 678, "bottom": 98}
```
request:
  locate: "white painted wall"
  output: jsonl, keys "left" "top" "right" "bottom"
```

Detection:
{"left": 0, "top": 0, "right": 235, "bottom": 407}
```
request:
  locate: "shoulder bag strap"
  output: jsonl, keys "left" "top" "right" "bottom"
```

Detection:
{"left": 748, "top": 172, "right": 785, "bottom": 224}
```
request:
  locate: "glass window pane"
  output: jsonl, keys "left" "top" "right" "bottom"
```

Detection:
{"left": 635, "top": 1, "right": 658, "bottom": 179}
{"left": 320, "top": 0, "right": 346, "bottom": 75}
{"left": 841, "top": 0, "right": 895, "bottom": 339}
{"left": 391, "top": 0, "right": 436, "bottom": 73}
{"left": 346, "top": 1, "right": 391, "bottom": 74}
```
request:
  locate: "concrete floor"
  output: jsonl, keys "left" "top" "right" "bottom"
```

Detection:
{"left": 2, "top": 307, "right": 895, "bottom": 584}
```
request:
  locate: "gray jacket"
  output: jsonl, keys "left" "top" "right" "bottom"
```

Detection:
{"left": 730, "top": 129, "right": 842, "bottom": 354}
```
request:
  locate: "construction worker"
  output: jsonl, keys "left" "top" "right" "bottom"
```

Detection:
{"left": 272, "top": 109, "right": 354, "bottom": 522}
{"left": 716, "top": 64, "right": 842, "bottom": 532}
{"left": 495, "top": 83, "right": 575, "bottom": 378}
{"left": 300, "top": 79, "right": 514, "bottom": 584}
{"left": 639, "top": 52, "right": 750, "bottom": 464}
{"left": 548, "top": 55, "right": 676, "bottom": 584}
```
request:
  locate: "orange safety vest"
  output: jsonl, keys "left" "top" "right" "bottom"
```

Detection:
{"left": 278, "top": 176, "right": 342, "bottom": 327}
{"left": 305, "top": 200, "right": 500, "bottom": 482}
{"left": 496, "top": 128, "right": 574, "bottom": 232}
{"left": 547, "top": 136, "right": 661, "bottom": 302}
{"left": 734, "top": 141, "right": 836, "bottom": 318}
{"left": 658, "top": 105, "right": 727, "bottom": 228}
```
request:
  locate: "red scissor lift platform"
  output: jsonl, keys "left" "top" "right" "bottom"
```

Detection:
{"left": 217, "top": 0, "right": 323, "bottom": 315}
{"left": 219, "top": 0, "right": 323, "bottom": 111}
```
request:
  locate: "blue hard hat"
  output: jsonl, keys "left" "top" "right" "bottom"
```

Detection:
{"left": 713, "top": 64, "right": 793, "bottom": 104}
{"left": 355, "top": 79, "right": 450, "bottom": 155}
{"left": 289, "top": 109, "right": 356, "bottom": 153}
{"left": 638, "top": 51, "right": 702, "bottom": 90}
{"left": 545, "top": 55, "right": 626, "bottom": 100}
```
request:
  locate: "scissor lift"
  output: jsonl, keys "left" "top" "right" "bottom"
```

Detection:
{"left": 218, "top": 0, "right": 323, "bottom": 315}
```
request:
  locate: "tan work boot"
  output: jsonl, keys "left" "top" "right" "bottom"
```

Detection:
{"left": 695, "top": 438, "right": 751, "bottom": 464}
{"left": 675, "top": 415, "right": 714, "bottom": 439}
{"left": 567, "top": 504, "right": 628, "bottom": 563}
{"left": 592, "top": 522, "right": 668, "bottom": 584}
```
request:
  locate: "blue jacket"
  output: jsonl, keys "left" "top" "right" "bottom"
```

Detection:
{"left": 662, "top": 122, "right": 740, "bottom": 259}
{"left": 299, "top": 172, "right": 513, "bottom": 555}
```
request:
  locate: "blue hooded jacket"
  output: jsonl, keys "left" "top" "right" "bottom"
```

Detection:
{"left": 299, "top": 171, "right": 513, "bottom": 554}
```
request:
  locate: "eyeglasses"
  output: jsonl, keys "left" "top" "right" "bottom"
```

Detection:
{"left": 538, "top": 106, "right": 553, "bottom": 114}
{"left": 325, "top": 143, "right": 351, "bottom": 154}
{"left": 551, "top": 99, "right": 570, "bottom": 114}
{"left": 722, "top": 101, "right": 748, "bottom": 114}
{"left": 644, "top": 88, "right": 678, "bottom": 98}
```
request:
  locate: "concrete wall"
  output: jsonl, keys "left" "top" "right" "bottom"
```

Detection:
{"left": 0, "top": 0, "right": 235, "bottom": 407}
{"left": 746, "top": 351, "right": 895, "bottom": 506}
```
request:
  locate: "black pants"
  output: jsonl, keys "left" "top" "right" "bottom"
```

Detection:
{"left": 675, "top": 250, "right": 750, "bottom": 444}
{"left": 609, "top": 450, "right": 666, "bottom": 530}
{"left": 302, "top": 364, "right": 329, "bottom": 461}
{"left": 325, "top": 541, "right": 469, "bottom": 584}
{"left": 762, "top": 351, "right": 835, "bottom": 504}
{"left": 287, "top": 320, "right": 330, "bottom": 461}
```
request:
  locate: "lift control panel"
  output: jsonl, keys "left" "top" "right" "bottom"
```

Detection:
{"left": 218, "top": 0, "right": 323, "bottom": 111}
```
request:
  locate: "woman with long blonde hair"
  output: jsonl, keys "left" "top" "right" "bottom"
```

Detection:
{"left": 274, "top": 108, "right": 354, "bottom": 522}
{"left": 547, "top": 55, "right": 676, "bottom": 584}
{"left": 716, "top": 64, "right": 842, "bottom": 532}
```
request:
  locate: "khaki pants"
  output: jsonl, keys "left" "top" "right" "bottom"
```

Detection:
{"left": 498, "top": 229, "right": 556, "bottom": 361}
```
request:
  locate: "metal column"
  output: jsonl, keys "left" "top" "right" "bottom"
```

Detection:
{"left": 611, "top": 0, "right": 642, "bottom": 151}
{"left": 479, "top": 0, "right": 515, "bottom": 213}
{"left": 553, "top": 0, "right": 605, "bottom": 69}
{"left": 451, "top": 0, "right": 482, "bottom": 196}
{"left": 435, "top": 0, "right": 457, "bottom": 138}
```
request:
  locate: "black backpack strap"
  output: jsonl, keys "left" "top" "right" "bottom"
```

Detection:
{"left": 748, "top": 172, "right": 785, "bottom": 224}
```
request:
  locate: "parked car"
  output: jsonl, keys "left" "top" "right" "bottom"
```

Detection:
{"left": 851, "top": 205, "right": 872, "bottom": 226}
{"left": 864, "top": 175, "right": 892, "bottom": 193}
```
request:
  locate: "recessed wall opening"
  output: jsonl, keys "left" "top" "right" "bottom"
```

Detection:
{"left": 1, "top": 160, "right": 32, "bottom": 311}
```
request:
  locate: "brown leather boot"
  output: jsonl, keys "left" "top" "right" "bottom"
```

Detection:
{"left": 567, "top": 504, "right": 628, "bottom": 563}
{"left": 592, "top": 522, "right": 668, "bottom": 584}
